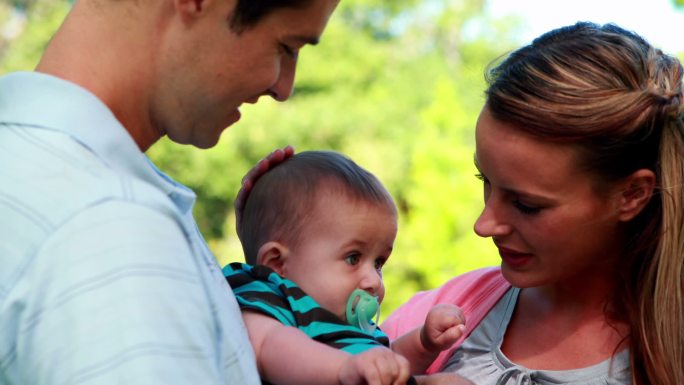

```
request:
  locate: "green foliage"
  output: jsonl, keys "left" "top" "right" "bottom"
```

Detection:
{"left": 190, "top": 1, "right": 509, "bottom": 313}
{"left": 3, "top": 0, "right": 515, "bottom": 315}
{"left": 0, "top": 0, "right": 69, "bottom": 73}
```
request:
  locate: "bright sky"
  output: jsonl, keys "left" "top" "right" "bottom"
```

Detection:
{"left": 487, "top": 0, "right": 684, "bottom": 54}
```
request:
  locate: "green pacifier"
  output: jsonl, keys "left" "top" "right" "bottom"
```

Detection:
{"left": 345, "top": 288, "right": 380, "bottom": 333}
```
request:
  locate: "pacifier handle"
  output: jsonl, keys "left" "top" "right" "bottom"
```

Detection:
{"left": 346, "top": 288, "right": 380, "bottom": 333}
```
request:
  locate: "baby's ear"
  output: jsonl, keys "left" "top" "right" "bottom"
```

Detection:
{"left": 256, "top": 241, "right": 289, "bottom": 276}
{"left": 617, "top": 168, "right": 656, "bottom": 222}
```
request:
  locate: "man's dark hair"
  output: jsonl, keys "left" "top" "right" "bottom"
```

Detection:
{"left": 230, "top": 0, "right": 312, "bottom": 32}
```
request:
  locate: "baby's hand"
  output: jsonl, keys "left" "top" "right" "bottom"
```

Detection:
{"left": 338, "top": 347, "right": 411, "bottom": 385}
{"left": 420, "top": 304, "right": 466, "bottom": 353}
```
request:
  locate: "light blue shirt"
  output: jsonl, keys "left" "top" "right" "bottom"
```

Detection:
{"left": 0, "top": 72, "right": 260, "bottom": 385}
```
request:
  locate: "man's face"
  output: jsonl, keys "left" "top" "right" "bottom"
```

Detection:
{"left": 153, "top": 0, "right": 339, "bottom": 149}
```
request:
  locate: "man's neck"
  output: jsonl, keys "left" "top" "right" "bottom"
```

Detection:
{"left": 35, "top": 0, "right": 165, "bottom": 152}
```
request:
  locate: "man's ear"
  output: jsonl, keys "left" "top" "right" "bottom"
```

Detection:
{"left": 173, "top": 0, "right": 211, "bottom": 21}
{"left": 617, "top": 169, "right": 656, "bottom": 222}
{"left": 256, "top": 241, "right": 289, "bottom": 276}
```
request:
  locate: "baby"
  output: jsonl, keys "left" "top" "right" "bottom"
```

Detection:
{"left": 225, "top": 150, "right": 469, "bottom": 385}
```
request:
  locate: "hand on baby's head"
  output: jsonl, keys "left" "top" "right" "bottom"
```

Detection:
{"left": 235, "top": 146, "right": 295, "bottom": 234}
{"left": 420, "top": 304, "right": 466, "bottom": 353}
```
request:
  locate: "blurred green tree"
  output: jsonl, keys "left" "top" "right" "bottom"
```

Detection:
{"left": 0, "top": 0, "right": 69, "bottom": 72}
{"left": 152, "top": 0, "right": 521, "bottom": 311}
{"left": 0, "top": 0, "right": 523, "bottom": 313}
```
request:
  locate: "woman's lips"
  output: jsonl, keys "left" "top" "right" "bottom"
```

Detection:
{"left": 497, "top": 246, "right": 533, "bottom": 268}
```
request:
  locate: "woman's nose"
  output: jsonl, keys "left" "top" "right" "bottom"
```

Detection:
{"left": 473, "top": 199, "right": 513, "bottom": 238}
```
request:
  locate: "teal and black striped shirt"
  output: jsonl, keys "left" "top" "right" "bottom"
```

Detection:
{"left": 224, "top": 262, "right": 389, "bottom": 354}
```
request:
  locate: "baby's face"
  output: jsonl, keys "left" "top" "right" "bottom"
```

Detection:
{"left": 280, "top": 193, "right": 397, "bottom": 322}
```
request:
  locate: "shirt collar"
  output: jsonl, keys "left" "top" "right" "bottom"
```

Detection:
{"left": 0, "top": 71, "right": 196, "bottom": 214}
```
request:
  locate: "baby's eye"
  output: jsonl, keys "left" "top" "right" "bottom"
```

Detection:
{"left": 374, "top": 258, "right": 387, "bottom": 271}
{"left": 345, "top": 253, "right": 360, "bottom": 266}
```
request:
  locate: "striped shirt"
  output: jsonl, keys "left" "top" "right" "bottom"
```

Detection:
{"left": 0, "top": 72, "right": 260, "bottom": 385}
{"left": 224, "top": 263, "right": 389, "bottom": 354}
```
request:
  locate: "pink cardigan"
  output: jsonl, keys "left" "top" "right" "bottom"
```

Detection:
{"left": 381, "top": 267, "right": 511, "bottom": 374}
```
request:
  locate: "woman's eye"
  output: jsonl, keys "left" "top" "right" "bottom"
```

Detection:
{"left": 513, "top": 200, "right": 541, "bottom": 215}
{"left": 345, "top": 254, "right": 360, "bottom": 265}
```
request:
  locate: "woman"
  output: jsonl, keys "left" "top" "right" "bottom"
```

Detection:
{"left": 382, "top": 22, "right": 683, "bottom": 384}
{"left": 237, "top": 22, "right": 683, "bottom": 384}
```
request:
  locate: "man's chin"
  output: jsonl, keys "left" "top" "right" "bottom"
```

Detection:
{"left": 168, "top": 130, "right": 222, "bottom": 149}
{"left": 226, "top": 108, "right": 242, "bottom": 126}
{"left": 194, "top": 131, "right": 225, "bottom": 149}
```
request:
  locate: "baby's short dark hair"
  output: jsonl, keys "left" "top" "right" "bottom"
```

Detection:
{"left": 237, "top": 150, "right": 396, "bottom": 264}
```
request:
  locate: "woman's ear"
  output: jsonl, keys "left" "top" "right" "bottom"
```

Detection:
{"left": 256, "top": 241, "right": 289, "bottom": 276}
{"left": 617, "top": 169, "right": 656, "bottom": 222}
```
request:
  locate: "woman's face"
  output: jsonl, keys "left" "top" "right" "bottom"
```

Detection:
{"left": 473, "top": 108, "right": 626, "bottom": 289}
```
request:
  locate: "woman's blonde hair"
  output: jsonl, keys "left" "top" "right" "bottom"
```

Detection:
{"left": 485, "top": 22, "right": 683, "bottom": 384}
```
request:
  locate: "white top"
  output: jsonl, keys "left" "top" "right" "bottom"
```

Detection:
{"left": 0, "top": 72, "right": 260, "bottom": 385}
{"left": 442, "top": 288, "right": 631, "bottom": 385}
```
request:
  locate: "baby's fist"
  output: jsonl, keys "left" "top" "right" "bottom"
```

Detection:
{"left": 420, "top": 304, "right": 466, "bottom": 353}
{"left": 339, "top": 347, "right": 411, "bottom": 385}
